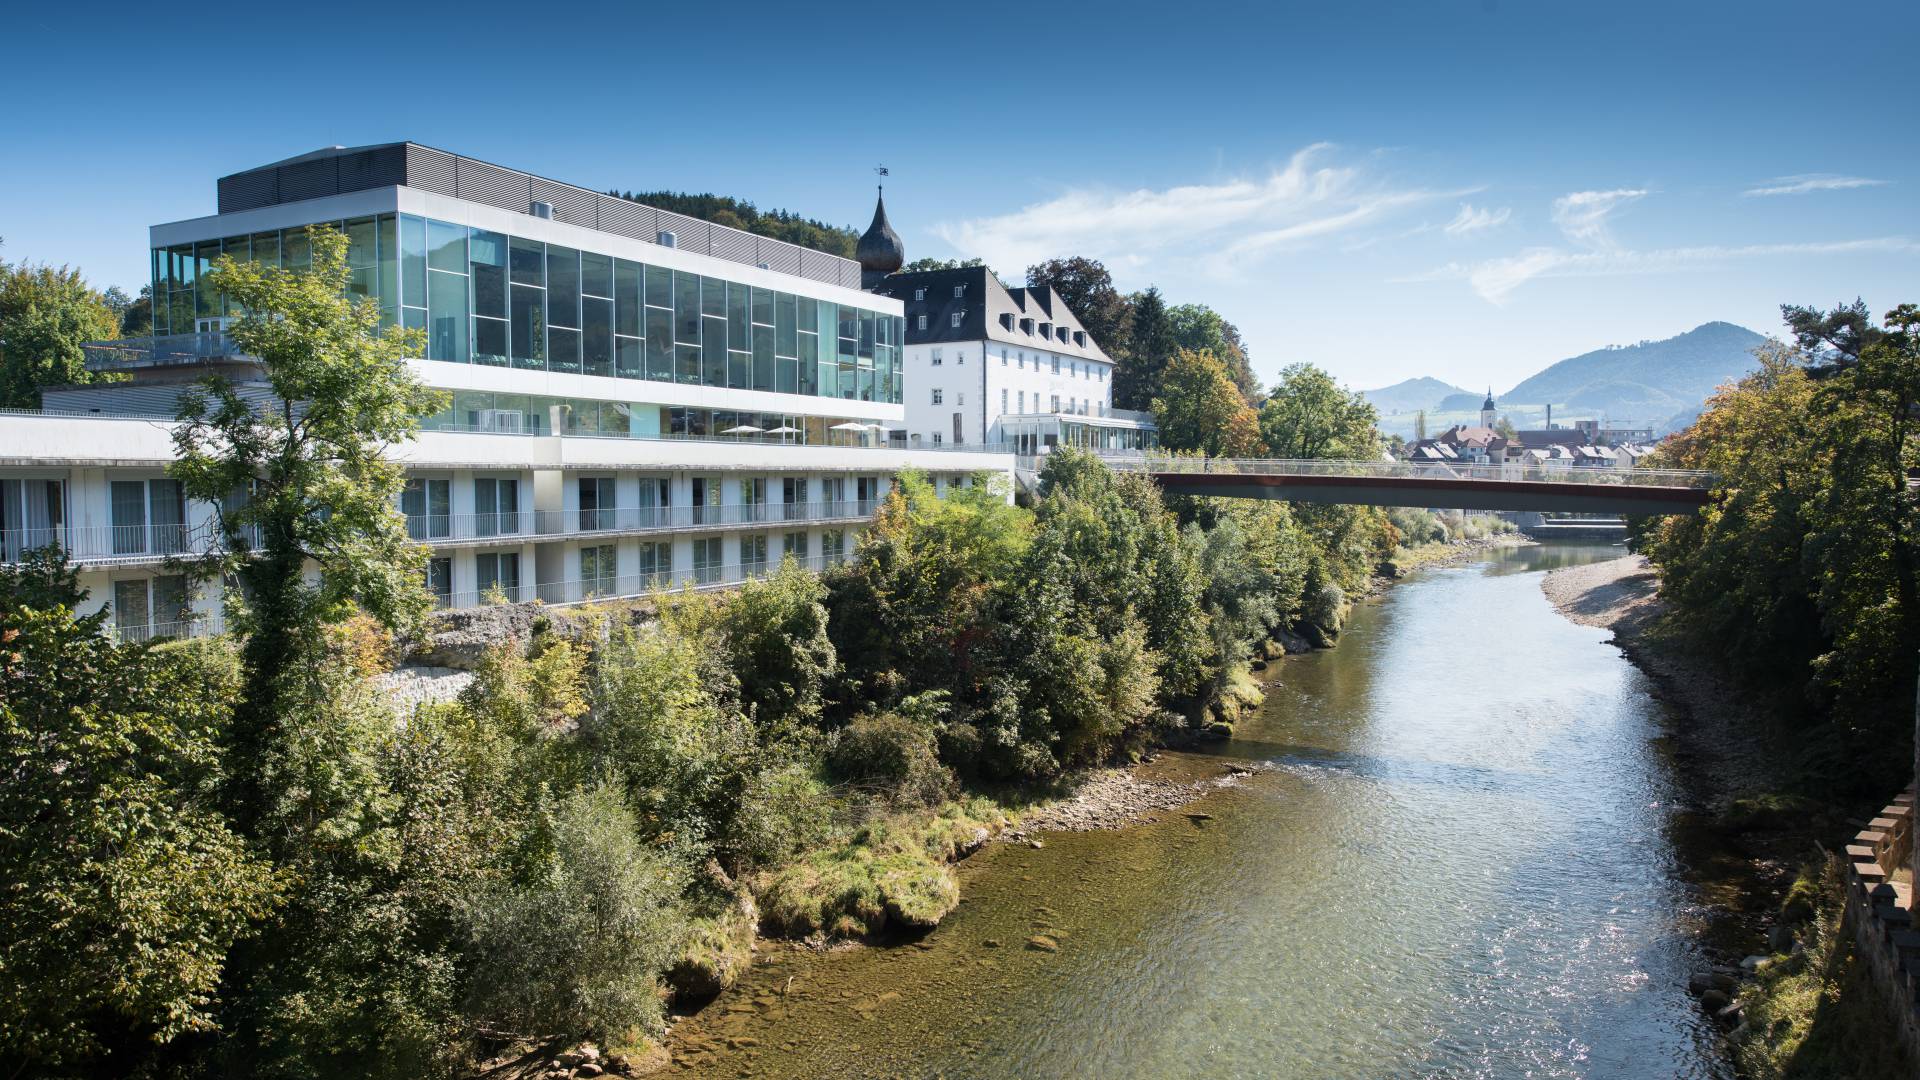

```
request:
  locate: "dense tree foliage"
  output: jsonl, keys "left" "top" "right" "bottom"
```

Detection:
{"left": 608, "top": 191, "right": 859, "bottom": 259}
{"left": 1116, "top": 286, "right": 1176, "bottom": 410}
{"left": 1258, "top": 362, "right": 1382, "bottom": 460}
{"left": 0, "top": 553, "right": 276, "bottom": 1074}
{"left": 1025, "top": 256, "right": 1131, "bottom": 361}
{"left": 0, "top": 243, "right": 122, "bottom": 408}
{"left": 173, "top": 226, "right": 445, "bottom": 830}
{"left": 1635, "top": 302, "right": 1920, "bottom": 789}
{"left": 1151, "top": 348, "right": 1264, "bottom": 457}
{"left": 1167, "top": 302, "right": 1259, "bottom": 404}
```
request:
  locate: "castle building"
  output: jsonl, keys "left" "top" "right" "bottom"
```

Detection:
{"left": 1, "top": 143, "right": 1012, "bottom": 640}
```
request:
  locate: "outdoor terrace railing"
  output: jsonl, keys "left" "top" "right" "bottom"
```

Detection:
{"left": 430, "top": 552, "right": 855, "bottom": 610}
{"left": 402, "top": 500, "right": 880, "bottom": 544}
{"left": 83, "top": 332, "right": 252, "bottom": 369}
{"left": 1094, "top": 452, "right": 1716, "bottom": 489}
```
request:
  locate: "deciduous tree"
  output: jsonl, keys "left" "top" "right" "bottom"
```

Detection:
{"left": 1150, "top": 348, "right": 1264, "bottom": 457}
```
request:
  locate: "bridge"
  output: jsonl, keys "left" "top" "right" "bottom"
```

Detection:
{"left": 1091, "top": 455, "right": 1715, "bottom": 516}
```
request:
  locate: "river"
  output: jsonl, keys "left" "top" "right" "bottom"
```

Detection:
{"left": 668, "top": 543, "right": 1729, "bottom": 1078}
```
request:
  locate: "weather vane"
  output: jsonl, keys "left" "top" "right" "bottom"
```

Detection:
{"left": 875, "top": 164, "right": 888, "bottom": 193}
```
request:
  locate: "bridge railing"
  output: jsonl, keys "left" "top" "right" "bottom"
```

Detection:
{"left": 1094, "top": 451, "right": 1715, "bottom": 489}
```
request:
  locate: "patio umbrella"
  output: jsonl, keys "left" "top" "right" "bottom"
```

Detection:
{"left": 721, "top": 424, "right": 764, "bottom": 435}
{"left": 829, "top": 422, "right": 869, "bottom": 430}
{"left": 766, "top": 425, "right": 801, "bottom": 434}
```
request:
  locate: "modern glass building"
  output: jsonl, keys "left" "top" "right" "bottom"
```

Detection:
{"left": 6, "top": 143, "right": 1011, "bottom": 641}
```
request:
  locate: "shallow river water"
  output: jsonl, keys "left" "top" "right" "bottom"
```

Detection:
{"left": 670, "top": 543, "right": 1728, "bottom": 1078}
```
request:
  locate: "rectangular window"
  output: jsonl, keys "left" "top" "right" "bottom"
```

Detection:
{"left": 931, "top": 388, "right": 942, "bottom": 405}
{"left": 510, "top": 236, "right": 544, "bottom": 286}
{"left": 580, "top": 544, "right": 617, "bottom": 597}
{"left": 614, "top": 259, "right": 643, "bottom": 337}
{"left": 953, "top": 284, "right": 965, "bottom": 298}
{"left": 692, "top": 536, "right": 724, "bottom": 584}
{"left": 638, "top": 540, "right": 672, "bottom": 586}
{"left": 1001, "top": 388, "right": 1008, "bottom": 414}
{"left": 578, "top": 476, "right": 615, "bottom": 531}
{"left": 782, "top": 477, "right": 808, "bottom": 520}
{"left": 476, "top": 551, "right": 521, "bottom": 601}
{"left": 510, "top": 284, "right": 544, "bottom": 368}
{"left": 950, "top": 312, "right": 962, "bottom": 328}
{"left": 931, "top": 347, "right": 942, "bottom": 366}
{"left": 401, "top": 478, "right": 451, "bottom": 539}
{"left": 110, "top": 480, "right": 146, "bottom": 554}
{"left": 783, "top": 531, "right": 808, "bottom": 561}
{"left": 1051, "top": 394, "right": 1061, "bottom": 413}
{"left": 739, "top": 533, "right": 768, "bottom": 577}
{"left": 674, "top": 271, "right": 701, "bottom": 345}
{"left": 916, "top": 313, "right": 927, "bottom": 331}
{"left": 428, "top": 269, "right": 468, "bottom": 362}
{"left": 474, "top": 477, "right": 519, "bottom": 536}
{"left": 426, "top": 557, "right": 452, "bottom": 607}
{"left": 644, "top": 306, "right": 673, "bottom": 381}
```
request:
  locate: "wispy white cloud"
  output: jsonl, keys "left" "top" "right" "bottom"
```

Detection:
{"left": 931, "top": 144, "right": 1466, "bottom": 277}
{"left": 1408, "top": 237, "right": 1920, "bottom": 304}
{"left": 1442, "top": 203, "right": 1511, "bottom": 237}
{"left": 1549, "top": 188, "right": 1647, "bottom": 249}
{"left": 1743, "top": 173, "right": 1890, "bottom": 197}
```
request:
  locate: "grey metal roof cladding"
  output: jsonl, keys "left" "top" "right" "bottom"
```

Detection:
{"left": 215, "top": 143, "right": 863, "bottom": 290}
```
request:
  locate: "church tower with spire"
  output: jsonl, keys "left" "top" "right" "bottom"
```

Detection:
{"left": 856, "top": 186, "right": 905, "bottom": 290}
{"left": 1480, "top": 388, "right": 1497, "bottom": 429}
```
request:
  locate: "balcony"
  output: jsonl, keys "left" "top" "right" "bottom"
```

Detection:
{"left": 2, "top": 521, "right": 214, "bottom": 567}
{"left": 83, "top": 332, "right": 253, "bottom": 372}
{"left": 401, "top": 500, "right": 881, "bottom": 547}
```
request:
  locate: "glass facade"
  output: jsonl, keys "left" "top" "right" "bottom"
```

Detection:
{"left": 153, "top": 214, "right": 905, "bottom": 406}
{"left": 420, "top": 390, "right": 899, "bottom": 447}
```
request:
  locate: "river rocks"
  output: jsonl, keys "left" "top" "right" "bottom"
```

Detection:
{"left": 1767, "top": 924, "right": 1795, "bottom": 953}
{"left": 1026, "top": 934, "right": 1060, "bottom": 953}
{"left": 1027, "top": 838, "right": 1045, "bottom": 849}
{"left": 1700, "top": 988, "right": 1731, "bottom": 1013}
{"left": 1739, "top": 954, "right": 1768, "bottom": 973}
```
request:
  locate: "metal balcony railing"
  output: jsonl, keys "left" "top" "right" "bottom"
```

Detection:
{"left": 429, "top": 552, "right": 854, "bottom": 610}
{"left": 401, "top": 500, "right": 879, "bottom": 544}
{"left": 83, "top": 332, "right": 251, "bottom": 369}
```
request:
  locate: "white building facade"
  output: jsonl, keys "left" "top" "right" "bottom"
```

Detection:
{"left": 3, "top": 144, "right": 1012, "bottom": 640}
{"left": 875, "top": 267, "right": 1155, "bottom": 453}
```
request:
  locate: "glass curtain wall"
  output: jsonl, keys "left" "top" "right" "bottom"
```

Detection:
{"left": 152, "top": 215, "right": 904, "bottom": 406}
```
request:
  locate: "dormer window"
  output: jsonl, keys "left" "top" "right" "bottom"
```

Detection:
{"left": 953, "top": 284, "right": 965, "bottom": 298}
{"left": 1019, "top": 318, "right": 1033, "bottom": 334}
{"left": 916, "top": 314, "right": 927, "bottom": 331}
{"left": 913, "top": 287, "right": 925, "bottom": 301}
{"left": 999, "top": 312, "right": 1014, "bottom": 331}
{"left": 1073, "top": 330, "right": 1086, "bottom": 346}
{"left": 1039, "top": 322, "right": 1051, "bottom": 338}
{"left": 950, "top": 311, "right": 963, "bottom": 328}
{"left": 1057, "top": 326, "right": 1070, "bottom": 342}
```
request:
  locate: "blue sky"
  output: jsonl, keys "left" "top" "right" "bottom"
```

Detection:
{"left": 3, "top": 0, "right": 1912, "bottom": 397}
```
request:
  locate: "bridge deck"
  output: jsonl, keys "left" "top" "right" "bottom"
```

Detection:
{"left": 1081, "top": 455, "right": 1714, "bottom": 515}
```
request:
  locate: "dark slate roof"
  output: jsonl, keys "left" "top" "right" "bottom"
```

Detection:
{"left": 873, "top": 266, "right": 1114, "bottom": 363}
{"left": 212, "top": 142, "right": 862, "bottom": 289}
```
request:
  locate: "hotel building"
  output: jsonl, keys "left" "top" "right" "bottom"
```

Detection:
{"left": 2, "top": 143, "right": 1012, "bottom": 640}
{"left": 874, "top": 265, "right": 1156, "bottom": 453}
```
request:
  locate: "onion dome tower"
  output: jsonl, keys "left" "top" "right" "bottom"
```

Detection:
{"left": 1480, "top": 388, "right": 1498, "bottom": 429}
{"left": 857, "top": 186, "right": 905, "bottom": 290}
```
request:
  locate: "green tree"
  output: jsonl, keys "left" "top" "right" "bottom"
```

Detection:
{"left": 721, "top": 559, "right": 839, "bottom": 731}
{"left": 0, "top": 248, "right": 122, "bottom": 408}
{"left": 1150, "top": 348, "right": 1265, "bottom": 457}
{"left": 0, "top": 551, "right": 277, "bottom": 1073}
{"left": 903, "top": 256, "right": 987, "bottom": 273}
{"left": 465, "top": 784, "right": 688, "bottom": 1043}
{"left": 1025, "top": 256, "right": 1131, "bottom": 357}
{"left": 1258, "top": 362, "right": 1382, "bottom": 459}
{"left": 1167, "top": 303, "right": 1258, "bottom": 403}
{"left": 1116, "top": 286, "right": 1176, "bottom": 411}
{"left": 170, "top": 225, "right": 445, "bottom": 829}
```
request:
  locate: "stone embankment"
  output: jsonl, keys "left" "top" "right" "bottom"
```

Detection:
{"left": 1844, "top": 789, "right": 1920, "bottom": 1063}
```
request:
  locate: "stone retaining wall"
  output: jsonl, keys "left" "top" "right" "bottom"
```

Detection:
{"left": 1843, "top": 786, "right": 1920, "bottom": 1059}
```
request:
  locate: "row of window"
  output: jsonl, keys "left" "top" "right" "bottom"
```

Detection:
{"left": 423, "top": 529, "right": 852, "bottom": 604}
{"left": 402, "top": 475, "right": 886, "bottom": 538}
{"left": 151, "top": 215, "right": 906, "bottom": 404}
{"left": 927, "top": 345, "right": 1107, "bottom": 382}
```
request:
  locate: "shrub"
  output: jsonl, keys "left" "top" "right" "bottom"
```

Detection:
{"left": 464, "top": 785, "right": 688, "bottom": 1042}
{"left": 828, "top": 713, "right": 953, "bottom": 807}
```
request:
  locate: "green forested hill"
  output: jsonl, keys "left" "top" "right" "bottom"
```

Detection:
{"left": 1361, "top": 376, "right": 1469, "bottom": 414}
{"left": 608, "top": 190, "right": 859, "bottom": 258}
{"left": 1502, "top": 321, "right": 1768, "bottom": 429}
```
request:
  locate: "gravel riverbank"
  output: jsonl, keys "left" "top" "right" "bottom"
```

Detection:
{"left": 1541, "top": 554, "right": 1785, "bottom": 804}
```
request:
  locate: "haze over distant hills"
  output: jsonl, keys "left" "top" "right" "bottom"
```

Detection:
{"left": 1363, "top": 321, "right": 1769, "bottom": 436}
{"left": 1361, "top": 376, "right": 1469, "bottom": 415}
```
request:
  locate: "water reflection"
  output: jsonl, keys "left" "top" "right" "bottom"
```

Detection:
{"left": 670, "top": 543, "right": 1725, "bottom": 1079}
